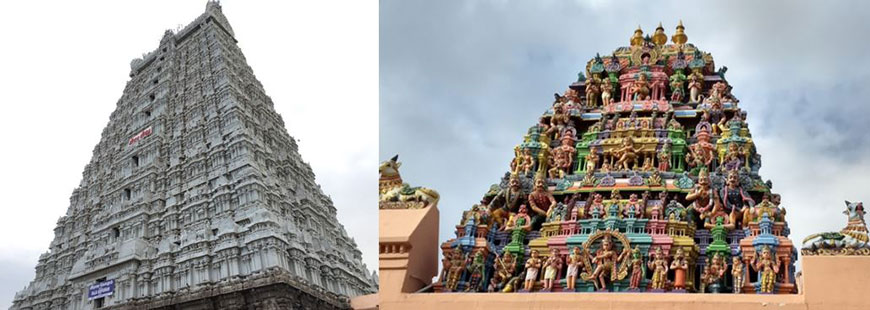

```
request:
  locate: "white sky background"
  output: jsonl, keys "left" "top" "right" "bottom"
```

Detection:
{"left": 381, "top": 0, "right": 870, "bottom": 278}
{"left": 0, "top": 1, "right": 377, "bottom": 308}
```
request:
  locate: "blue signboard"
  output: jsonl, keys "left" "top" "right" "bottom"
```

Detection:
{"left": 88, "top": 279, "right": 114, "bottom": 300}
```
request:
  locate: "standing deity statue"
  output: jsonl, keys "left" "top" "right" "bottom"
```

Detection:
{"left": 565, "top": 246, "right": 584, "bottom": 291}
{"left": 615, "top": 137, "right": 639, "bottom": 171}
{"left": 542, "top": 248, "right": 563, "bottom": 291}
{"left": 752, "top": 246, "right": 780, "bottom": 294}
{"left": 585, "top": 146, "right": 600, "bottom": 173}
{"left": 585, "top": 73, "right": 602, "bottom": 107}
{"left": 465, "top": 250, "right": 486, "bottom": 292}
{"left": 669, "top": 70, "right": 687, "bottom": 102}
{"left": 657, "top": 142, "right": 671, "bottom": 172}
{"left": 687, "top": 68, "right": 704, "bottom": 102}
{"left": 648, "top": 246, "right": 669, "bottom": 290}
{"left": 628, "top": 246, "right": 645, "bottom": 290}
{"left": 589, "top": 235, "right": 629, "bottom": 291}
{"left": 732, "top": 256, "right": 745, "bottom": 294}
{"left": 524, "top": 250, "right": 543, "bottom": 291}
{"left": 601, "top": 80, "right": 614, "bottom": 107}
{"left": 670, "top": 248, "right": 690, "bottom": 290}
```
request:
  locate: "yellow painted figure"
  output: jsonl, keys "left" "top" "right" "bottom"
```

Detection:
{"left": 753, "top": 246, "right": 780, "bottom": 293}
{"left": 648, "top": 246, "right": 669, "bottom": 290}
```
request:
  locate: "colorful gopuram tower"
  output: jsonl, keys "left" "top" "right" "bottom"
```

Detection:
{"left": 435, "top": 22, "right": 796, "bottom": 294}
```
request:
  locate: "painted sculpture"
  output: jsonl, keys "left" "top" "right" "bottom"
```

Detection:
{"left": 379, "top": 155, "right": 440, "bottom": 209}
{"left": 802, "top": 201, "right": 870, "bottom": 255}
{"left": 434, "top": 22, "right": 798, "bottom": 295}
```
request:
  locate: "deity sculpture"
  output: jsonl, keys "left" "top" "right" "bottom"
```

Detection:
{"left": 623, "top": 193, "right": 644, "bottom": 219}
{"left": 523, "top": 250, "right": 543, "bottom": 291}
{"left": 445, "top": 248, "right": 466, "bottom": 291}
{"left": 565, "top": 246, "right": 584, "bottom": 291}
{"left": 722, "top": 142, "right": 743, "bottom": 172}
{"left": 670, "top": 248, "right": 689, "bottom": 291}
{"left": 615, "top": 137, "right": 639, "bottom": 171}
{"left": 601, "top": 80, "right": 614, "bottom": 106}
{"left": 528, "top": 175, "right": 556, "bottom": 228}
{"left": 687, "top": 68, "right": 704, "bottom": 102}
{"left": 710, "top": 81, "right": 728, "bottom": 102}
{"left": 686, "top": 168, "right": 713, "bottom": 227}
{"left": 493, "top": 251, "right": 517, "bottom": 290}
{"left": 489, "top": 173, "right": 525, "bottom": 228}
{"left": 732, "top": 256, "right": 745, "bottom": 294}
{"left": 548, "top": 105, "right": 570, "bottom": 140}
{"left": 587, "top": 193, "right": 606, "bottom": 219}
{"left": 504, "top": 204, "right": 532, "bottom": 246}
{"left": 650, "top": 191, "right": 668, "bottom": 220}
{"left": 585, "top": 146, "right": 600, "bottom": 172}
{"left": 550, "top": 136, "right": 576, "bottom": 178}
{"left": 465, "top": 250, "right": 486, "bottom": 292}
{"left": 542, "top": 248, "right": 562, "bottom": 291}
{"left": 519, "top": 148, "right": 536, "bottom": 175}
{"left": 689, "top": 129, "right": 715, "bottom": 171}
{"left": 744, "top": 192, "right": 777, "bottom": 227}
{"left": 669, "top": 70, "right": 686, "bottom": 102}
{"left": 589, "top": 235, "right": 629, "bottom": 291}
{"left": 628, "top": 246, "right": 645, "bottom": 291}
{"left": 630, "top": 73, "right": 651, "bottom": 101}
{"left": 721, "top": 170, "right": 753, "bottom": 228}
{"left": 640, "top": 157, "right": 654, "bottom": 172}
{"left": 702, "top": 252, "right": 728, "bottom": 293}
{"left": 648, "top": 246, "right": 669, "bottom": 291}
{"left": 752, "top": 246, "right": 780, "bottom": 294}
{"left": 586, "top": 73, "right": 602, "bottom": 107}
{"left": 657, "top": 142, "right": 671, "bottom": 172}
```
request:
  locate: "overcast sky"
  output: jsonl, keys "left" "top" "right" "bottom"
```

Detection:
{"left": 381, "top": 0, "right": 870, "bottom": 274}
{"left": 0, "top": 1, "right": 376, "bottom": 308}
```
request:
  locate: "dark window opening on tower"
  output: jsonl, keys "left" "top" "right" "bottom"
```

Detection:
{"left": 144, "top": 110, "right": 151, "bottom": 117}
{"left": 112, "top": 227, "right": 120, "bottom": 238}
{"left": 153, "top": 79, "right": 158, "bottom": 85}
{"left": 149, "top": 94, "right": 155, "bottom": 101}
{"left": 124, "top": 188, "right": 131, "bottom": 200}
{"left": 132, "top": 155, "right": 139, "bottom": 167}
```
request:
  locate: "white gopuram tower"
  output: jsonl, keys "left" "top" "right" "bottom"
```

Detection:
{"left": 11, "top": 2, "right": 377, "bottom": 309}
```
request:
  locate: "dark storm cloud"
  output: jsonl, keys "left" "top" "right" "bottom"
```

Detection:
{"left": 380, "top": 0, "right": 870, "bottom": 266}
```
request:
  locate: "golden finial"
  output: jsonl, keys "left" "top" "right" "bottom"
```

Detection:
{"left": 630, "top": 25, "right": 644, "bottom": 47}
{"left": 652, "top": 22, "right": 667, "bottom": 46}
{"left": 672, "top": 20, "right": 687, "bottom": 45}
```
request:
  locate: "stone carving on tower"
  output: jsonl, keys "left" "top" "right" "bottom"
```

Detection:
{"left": 11, "top": 2, "right": 377, "bottom": 309}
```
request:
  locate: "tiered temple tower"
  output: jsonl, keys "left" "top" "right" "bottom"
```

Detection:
{"left": 11, "top": 2, "right": 377, "bottom": 309}
{"left": 437, "top": 22, "right": 796, "bottom": 294}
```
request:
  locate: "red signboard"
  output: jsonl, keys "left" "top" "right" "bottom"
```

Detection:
{"left": 129, "top": 126, "right": 153, "bottom": 145}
